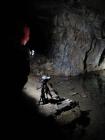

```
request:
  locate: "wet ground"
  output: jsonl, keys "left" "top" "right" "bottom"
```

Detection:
{"left": 24, "top": 70, "right": 105, "bottom": 140}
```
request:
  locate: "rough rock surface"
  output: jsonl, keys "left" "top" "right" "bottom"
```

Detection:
{"left": 51, "top": 6, "right": 105, "bottom": 76}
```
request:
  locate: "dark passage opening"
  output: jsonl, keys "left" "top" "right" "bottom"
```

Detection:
{"left": 30, "top": 16, "right": 52, "bottom": 56}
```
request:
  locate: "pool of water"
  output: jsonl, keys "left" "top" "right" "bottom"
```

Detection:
{"left": 49, "top": 70, "right": 105, "bottom": 140}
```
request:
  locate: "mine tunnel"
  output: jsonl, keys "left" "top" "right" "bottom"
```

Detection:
{"left": 5, "top": 1, "right": 105, "bottom": 140}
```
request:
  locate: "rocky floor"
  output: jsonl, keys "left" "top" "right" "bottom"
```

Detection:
{"left": 23, "top": 70, "right": 105, "bottom": 140}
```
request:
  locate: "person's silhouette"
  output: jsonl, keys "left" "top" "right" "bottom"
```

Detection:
{"left": 13, "top": 22, "right": 31, "bottom": 92}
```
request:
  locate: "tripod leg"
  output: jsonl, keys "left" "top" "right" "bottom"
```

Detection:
{"left": 39, "top": 96, "right": 42, "bottom": 104}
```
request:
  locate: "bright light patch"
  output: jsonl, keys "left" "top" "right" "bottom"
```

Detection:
{"left": 30, "top": 50, "right": 35, "bottom": 56}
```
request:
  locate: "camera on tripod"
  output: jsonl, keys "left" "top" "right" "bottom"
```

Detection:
{"left": 38, "top": 75, "right": 52, "bottom": 104}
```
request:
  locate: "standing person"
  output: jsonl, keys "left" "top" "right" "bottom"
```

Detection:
{"left": 13, "top": 21, "right": 31, "bottom": 91}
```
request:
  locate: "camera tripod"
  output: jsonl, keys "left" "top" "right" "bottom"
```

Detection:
{"left": 39, "top": 78, "right": 53, "bottom": 104}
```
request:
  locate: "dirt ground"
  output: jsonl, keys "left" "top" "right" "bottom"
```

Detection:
{"left": 23, "top": 70, "right": 105, "bottom": 140}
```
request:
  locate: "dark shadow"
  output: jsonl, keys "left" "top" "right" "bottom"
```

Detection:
{"left": 98, "top": 49, "right": 105, "bottom": 66}
{"left": 4, "top": 16, "right": 66, "bottom": 139}
{"left": 75, "top": 110, "right": 91, "bottom": 127}
{"left": 101, "top": 21, "right": 105, "bottom": 39}
{"left": 61, "top": 110, "right": 91, "bottom": 140}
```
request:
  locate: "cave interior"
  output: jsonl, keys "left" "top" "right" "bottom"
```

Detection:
{"left": 5, "top": 1, "right": 105, "bottom": 140}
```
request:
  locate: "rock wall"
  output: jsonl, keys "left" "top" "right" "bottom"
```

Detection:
{"left": 51, "top": 7, "right": 105, "bottom": 76}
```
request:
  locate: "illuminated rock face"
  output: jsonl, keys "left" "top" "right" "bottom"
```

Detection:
{"left": 51, "top": 7, "right": 105, "bottom": 76}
